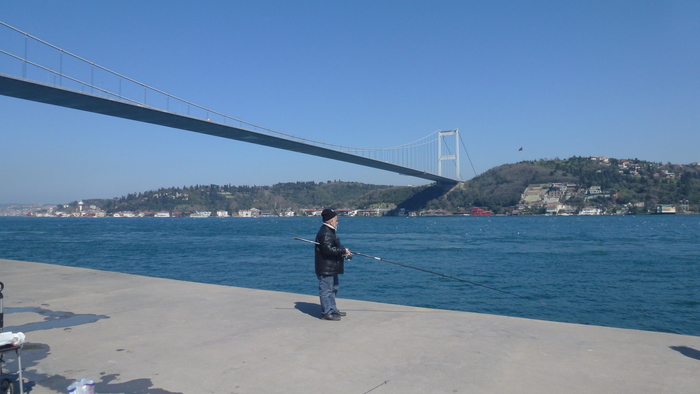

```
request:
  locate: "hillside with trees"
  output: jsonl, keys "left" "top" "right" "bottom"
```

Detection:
{"left": 435, "top": 157, "right": 700, "bottom": 214}
{"left": 64, "top": 181, "right": 402, "bottom": 216}
{"left": 46, "top": 156, "right": 700, "bottom": 217}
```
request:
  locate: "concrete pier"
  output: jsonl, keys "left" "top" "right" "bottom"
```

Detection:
{"left": 1, "top": 259, "right": 698, "bottom": 393}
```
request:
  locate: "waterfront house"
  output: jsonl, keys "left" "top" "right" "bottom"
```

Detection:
{"left": 579, "top": 207, "right": 602, "bottom": 215}
{"left": 470, "top": 207, "right": 493, "bottom": 216}
{"left": 422, "top": 209, "right": 448, "bottom": 216}
{"left": 216, "top": 210, "right": 230, "bottom": 218}
{"left": 656, "top": 204, "right": 676, "bottom": 214}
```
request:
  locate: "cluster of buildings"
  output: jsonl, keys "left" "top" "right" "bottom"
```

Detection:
{"left": 0, "top": 203, "right": 57, "bottom": 217}
{"left": 514, "top": 182, "right": 683, "bottom": 215}
{"left": 25, "top": 205, "right": 497, "bottom": 218}
{"left": 515, "top": 183, "right": 620, "bottom": 215}
{"left": 27, "top": 206, "right": 400, "bottom": 218}
{"left": 26, "top": 202, "right": 108, "bottom": 217}
{"left": 593, "top": 156, "right": 692, "bottom": 180}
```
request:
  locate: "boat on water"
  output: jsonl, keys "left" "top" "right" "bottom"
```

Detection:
{"left": 190, "top": 211, "right": 211, "bottom": 218}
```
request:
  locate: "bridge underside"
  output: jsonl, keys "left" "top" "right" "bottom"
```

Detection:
{"left": 0, "top": 74, "right": 458, "bottom": 184}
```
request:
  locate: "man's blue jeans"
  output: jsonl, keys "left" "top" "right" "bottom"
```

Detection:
{"left": 318, "top": 274, "right": 339, "bottom": 316}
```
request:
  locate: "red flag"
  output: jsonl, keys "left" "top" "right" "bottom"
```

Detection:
{"left": 518, "top": 147, "right": 523, "bottom": 151}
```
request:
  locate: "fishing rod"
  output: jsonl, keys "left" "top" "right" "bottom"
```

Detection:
{"left": 294, "top": 237, "right": 545, "bottom": 305}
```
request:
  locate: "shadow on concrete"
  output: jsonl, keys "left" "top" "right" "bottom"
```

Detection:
{"left": 4, "top": 306, "right": 108, "bottom": 333}
{"left": 670, "top": 346, "right": 700, "bottom": 361}
{"left": 2, "top": 306, "right": 183, "bottom": 393}
{"left": 294, "top": 302, "right": 322, "bottom": 319}
{"left": 6, "top": 342, "right": 183, "bottom": 393}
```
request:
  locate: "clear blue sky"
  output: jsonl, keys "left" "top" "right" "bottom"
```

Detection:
{"left": 1, "top": 1, "right": 699, "bottom": 204}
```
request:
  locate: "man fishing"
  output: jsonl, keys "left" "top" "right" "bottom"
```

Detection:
{"left": 315, "top": 208, "right": 352, "bottom": 321}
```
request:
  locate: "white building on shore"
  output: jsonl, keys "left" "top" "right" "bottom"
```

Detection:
{"left": 216, "top": 210, "right": 230, "bottom": 218}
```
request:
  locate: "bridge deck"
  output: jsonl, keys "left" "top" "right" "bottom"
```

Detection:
{"left": 0, "top": 74, "right": 458, "bottom": 184}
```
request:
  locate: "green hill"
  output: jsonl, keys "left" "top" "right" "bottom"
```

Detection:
{"left": 53, "top": 156, "right": 700, "bottom": 216}
{"left": 438, "top": 157, "right": 700, "bottom": 214}
{"left": 67, "top": 181, "right": 406, "bottom": 215}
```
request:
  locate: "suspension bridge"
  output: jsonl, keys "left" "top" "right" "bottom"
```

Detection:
{"left": 0, "top": 22, "right": 475, "bottom": 184}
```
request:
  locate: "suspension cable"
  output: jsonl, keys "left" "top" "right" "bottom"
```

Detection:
{"left": 459, "top": 132, "right": 478, "bottom": 178}
{"left": 1, "top": 21, "right": 466, "bottom": 179}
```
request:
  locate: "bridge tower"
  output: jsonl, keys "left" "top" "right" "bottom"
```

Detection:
{"left": 437, "top": 129, "right": 460, "bottom": 181}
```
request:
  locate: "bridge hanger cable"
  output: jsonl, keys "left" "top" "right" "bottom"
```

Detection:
{"left": 459, "top": 132, "right": 478, "bottom": 178}
{"left": 283, "top": 130, "right": 440, "bottom": 152}
{"left": 0, "top": 49, "right": 144, "bottom": 107}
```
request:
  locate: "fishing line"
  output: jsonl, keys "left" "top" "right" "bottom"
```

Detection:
{"left": 294, "top": 237, "right": 545, "bottom": 305}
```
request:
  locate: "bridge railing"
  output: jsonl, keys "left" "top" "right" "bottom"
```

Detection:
{"left": 1, "top": 21, "right": 463, "bottom": 181}
{"left": 0, "top": 21, "right": 253, "bottom": 127}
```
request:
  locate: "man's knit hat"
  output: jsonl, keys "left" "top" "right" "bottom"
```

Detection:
{"left": 321, "top": 208, "right": 337, "bottom": 222}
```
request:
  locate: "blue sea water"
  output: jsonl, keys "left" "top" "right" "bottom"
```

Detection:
{"left": 0, "top": 215, "right": 698, "bottom": 336}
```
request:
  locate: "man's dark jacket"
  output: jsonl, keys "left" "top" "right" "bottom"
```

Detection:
{"left": 315, "top": 224, "right": 345, "bottom": 276}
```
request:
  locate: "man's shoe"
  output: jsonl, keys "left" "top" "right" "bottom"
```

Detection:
{"left": 321, "top": 313, "right": 341, "bottom": 321}
{"left": 334, "top": 311, "right": 347, "bottom": 317}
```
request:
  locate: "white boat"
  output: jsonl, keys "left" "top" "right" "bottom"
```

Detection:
{"left": 190, "top": 211, "right": 211, "bottom": 218}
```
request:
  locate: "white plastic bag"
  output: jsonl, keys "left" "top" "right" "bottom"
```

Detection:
{"left": 67, "top": 379, "right": 95, "bottom": 394}
{"left": 0, "top": 332, "right": 25, "bottom": 346}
